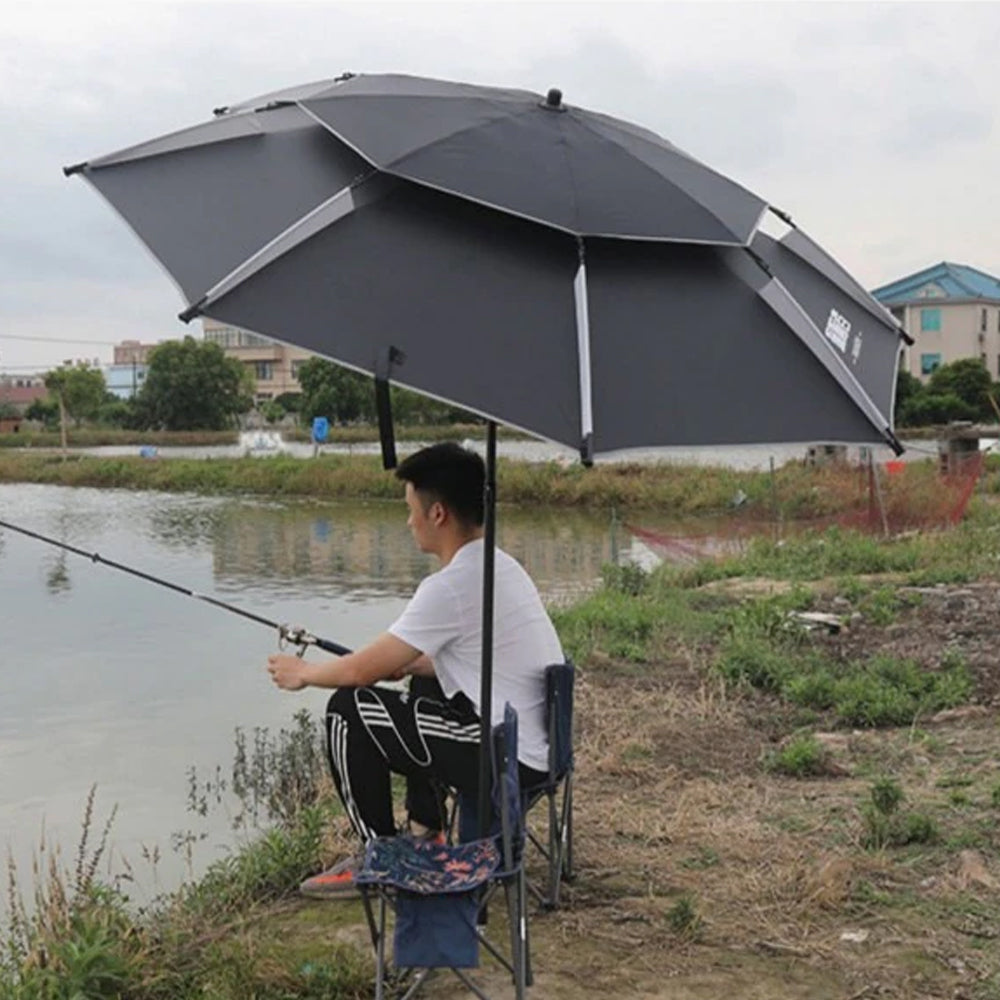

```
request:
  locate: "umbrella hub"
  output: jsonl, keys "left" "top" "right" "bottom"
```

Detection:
{"left": 540, "top": 87, "right": 566, "bottom": 112}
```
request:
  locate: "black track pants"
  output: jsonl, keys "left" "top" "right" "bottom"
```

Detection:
{"left": 324, "top": 676, "right": 482, "bottom": 842}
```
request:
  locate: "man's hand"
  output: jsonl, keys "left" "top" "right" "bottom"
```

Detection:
{"left": 268, "top": 653, "right": 309, "bottom": 691}
{"left": 265, "top": 633, "right": 423, "bottom": 691}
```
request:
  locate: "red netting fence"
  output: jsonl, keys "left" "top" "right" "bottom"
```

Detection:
{"left": 626, "top": 451, "right": 986, "bottom": 566}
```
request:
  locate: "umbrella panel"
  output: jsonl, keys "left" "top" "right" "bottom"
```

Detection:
{"left": 83, "top": 108, "right": 369, "bottom": 303}
{"left": 203, "top": 183, "right": 584, "bottom": 448}
{"left": 586, "top": 240, "right": 890, "bottom": 453}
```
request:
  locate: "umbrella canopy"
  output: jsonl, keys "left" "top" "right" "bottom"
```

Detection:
{"left": 68, "top": 72, "right": 905, "bottom": 463}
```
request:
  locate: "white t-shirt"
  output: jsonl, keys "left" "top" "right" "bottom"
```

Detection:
{"left": 388, "top": 538, "right": 563, "bottom": 772}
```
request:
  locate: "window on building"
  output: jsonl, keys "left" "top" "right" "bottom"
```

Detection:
{"left": 920, "top": 353, "right": 942, "bottom": 375}
{"left": 920, "top": 308, "right": 941, "bottom": 332}
{"left": 982, "top": 308, "right": 988, "bottom": 332}
{"left": 254, "top": 361, "right": 274, "bottom": 380}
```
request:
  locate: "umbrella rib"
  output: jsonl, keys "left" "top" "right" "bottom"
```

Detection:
{"left": 194, "top": 172, "right": 388, "bottom": 315}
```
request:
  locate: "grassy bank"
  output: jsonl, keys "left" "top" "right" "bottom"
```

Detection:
{"left": 0, "top": 447, "right": 987, "bottom": 519}
{"left": 0, "top": 423, "right": 517, "bottom": 450}
{"left": 5, "top": 502, "right": 1000, "bottom": 998}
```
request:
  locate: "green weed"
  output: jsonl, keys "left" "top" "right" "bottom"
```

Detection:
{"left": 860, "top": 778, "right": 939, "bottom": 849}
{"left": 666, "top": 894, "right": 702, "bottom": 937}
{"left": 764, "top": 733, "right": 830, "bottom": 777}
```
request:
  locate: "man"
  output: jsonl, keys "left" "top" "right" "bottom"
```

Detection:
{"left": 267, "top": 441, "right": 563, "bottom": 895}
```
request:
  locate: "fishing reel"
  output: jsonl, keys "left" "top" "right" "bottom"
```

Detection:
{"left": 278, "top": 623, "right": 320, "bottom": 657}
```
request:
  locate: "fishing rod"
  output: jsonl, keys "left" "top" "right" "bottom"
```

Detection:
{"left": 0, "top": 516, "right": 351, "bottom": 656}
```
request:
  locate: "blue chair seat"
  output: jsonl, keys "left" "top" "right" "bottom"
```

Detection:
{"left": 357, "top": 835, "right": 500, "bottom": 895}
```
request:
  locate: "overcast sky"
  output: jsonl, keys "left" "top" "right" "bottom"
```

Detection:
{"left": 2, "top": 0, "right": 998, "bottom": 372}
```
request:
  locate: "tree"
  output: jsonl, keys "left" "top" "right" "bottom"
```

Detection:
{"left": 893, "top": 370, "right": 923, "bottom": 426}
{"left": 900, "top": 391, "right": 978, "bottom": 427}
{"left": 926, "top": 358, "right": 994, "bottom": 421}
{"left": 44, "top": 364, "right": 107, "bottom": 426}
{"left": 133, "top": 336, "right": 254, "bottom": 430}
{"left": 23, "top": 397, "right": 59, "bottom": 428}
{"left": 296, "top": 357, "right": 375, "bottom": 424}
{"left": 296, "top": 357, "right": 478, "bottom": 426}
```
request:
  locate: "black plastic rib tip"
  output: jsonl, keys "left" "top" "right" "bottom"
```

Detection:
{"left": 334, "top": 71, "right": 356, "bottom": 82}
{"left": 63, "top": 162, "right": 88, "bottom": 177}
{"left": 541, "top": 87, "right": 565, "bottom": 111}
{"left": 771, "top": 206, "right": 794, "bottom": 227}
{"left": 178, "top": 299, "right": 206, "bottom": 324}
{"left": 212, "top": 106, "right": 229, "bottom": 117}
{"left": 886, "top": 428, "right": 905, "bottom": 457}
{"left": 746, "top": 247, "right": 774, "bottom": 279}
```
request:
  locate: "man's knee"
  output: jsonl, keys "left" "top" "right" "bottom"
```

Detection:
{"left": 327, "top": 686, "right": 358, "bottom": 722}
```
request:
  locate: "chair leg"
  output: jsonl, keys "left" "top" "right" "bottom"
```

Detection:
{"left": 548, "top": 788, "right": 560, "bottom": 909}
{"left": 563, "top": 772, "right": 574, "bottom": 882}
{"left": 519, "top": 865, "right": 532, "bottom": 992}
{"left": 375, "top": 894, "right": 387, "bottom": 1000}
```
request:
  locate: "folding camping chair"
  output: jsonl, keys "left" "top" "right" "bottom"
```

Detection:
{"left": 355, "top": 703, "right": 530, "bottom": 999}
{"left": 524, "top": 661, "right": 575, "bottom": 909}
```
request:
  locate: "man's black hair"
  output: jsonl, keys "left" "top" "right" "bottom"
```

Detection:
{"left": 395, "top": 442, "right": 485, "bottom": 527}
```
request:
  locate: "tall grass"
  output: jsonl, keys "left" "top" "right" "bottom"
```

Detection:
{"left": 1, "top": 449, "right": 988, "bottom": 530}
{"left": 1, "top": 716, "right": 368, "bottom": 1000}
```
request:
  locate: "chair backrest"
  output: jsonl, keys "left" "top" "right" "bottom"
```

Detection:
{"left": 493, "top": 702, "right": 524, "bottom": 871}
{"left": 545, "top": 661, "right": 575, "bottom": 781}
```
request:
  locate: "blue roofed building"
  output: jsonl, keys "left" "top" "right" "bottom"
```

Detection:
{"left": 872, "top": 263, "right": 1000, "bottom": 381}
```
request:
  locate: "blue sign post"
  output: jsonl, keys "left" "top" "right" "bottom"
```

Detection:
{"left": 312, "top": 416, "right": 329, "bottom": 442}
{"left": 311, "top": 416, "right": 329, "bottom": 458}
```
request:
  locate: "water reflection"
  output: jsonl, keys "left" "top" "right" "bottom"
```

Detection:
{"left": 196, "top": 499, "right": 618, "bottom": 604}
{"left": 44, "top": 550, "right": 70, "bottom": 594}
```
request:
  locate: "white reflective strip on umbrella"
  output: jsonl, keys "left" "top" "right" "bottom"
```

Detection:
{"left": 759, "top": 277, "right": 892, "bottom": 434}
{"left": 84, "top": 113, "right": 265, "bottom": 169}
{"left": 573, "top": 249, "right": 595, "bottom": 451}
{"left": 197, "top": 175, "right": 390, "bottom": 313}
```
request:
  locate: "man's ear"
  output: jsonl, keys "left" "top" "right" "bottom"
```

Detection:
{"left": 430, "top": 500, "right": 447, "bottom": 526}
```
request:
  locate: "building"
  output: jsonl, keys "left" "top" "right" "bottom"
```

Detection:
{"left": 113, "top": 340, "right": 161, "bottom": 365}
{"left": 201, "top": 318, "right": 314, "bottom": 403}
{"left": 872, "top": 263, "right": 1000, "bottom": 381}
{"left": 106, "top": 339, "right": 162, "bottom": 399}
{"left": 0, "top": 374, "right": 47, "bottom": 415}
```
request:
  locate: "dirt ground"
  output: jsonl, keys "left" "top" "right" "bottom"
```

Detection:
{"left": 288, "top": 580, "right": 1000, "bottom": 999}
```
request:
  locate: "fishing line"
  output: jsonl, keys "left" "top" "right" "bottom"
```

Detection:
{"left": 0, "top": 516, "right": 351, "bottom": 656}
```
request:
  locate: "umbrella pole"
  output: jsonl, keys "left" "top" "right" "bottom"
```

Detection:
{"left": 477, "top": 420, "right": 497, "bottom": 837}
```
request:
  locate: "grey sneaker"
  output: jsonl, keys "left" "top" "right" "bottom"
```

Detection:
{"left": 299, "top": 852, "right": 364, "bottom": 899}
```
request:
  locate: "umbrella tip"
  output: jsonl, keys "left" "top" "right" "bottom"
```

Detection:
{"left": 541, "top": 87, "right": 564, "bottom": 111}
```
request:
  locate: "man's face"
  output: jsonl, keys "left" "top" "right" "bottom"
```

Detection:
{"left": 404, "top": 482, "right": 442, "bottom": 554}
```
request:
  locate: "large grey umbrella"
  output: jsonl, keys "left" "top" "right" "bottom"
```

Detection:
{"left": 67, "top": 73, "right": 904, "bottom": 461}
{"left": 66, "top": 71, "right": 906, "bottom": 834}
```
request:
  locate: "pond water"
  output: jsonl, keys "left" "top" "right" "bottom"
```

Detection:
{"left": 0, "top": 482, "right": 648, "bottom": 906}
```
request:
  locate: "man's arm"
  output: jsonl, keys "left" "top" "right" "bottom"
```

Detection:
{"left": 267, "top": 632, "right": 421, "bottom": 691}
{"left": 402, "top": 654, "right": 436, "bottom": 678}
